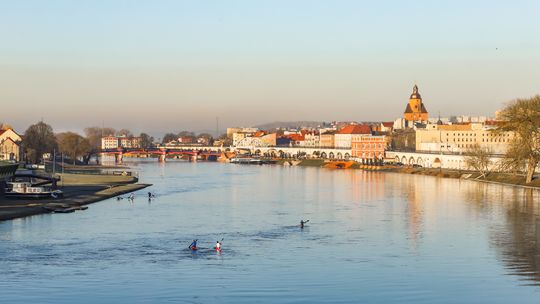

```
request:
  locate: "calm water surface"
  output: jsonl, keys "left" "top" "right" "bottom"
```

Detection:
{"left": 1, "top": 161, "right": 540, "bottom": 303}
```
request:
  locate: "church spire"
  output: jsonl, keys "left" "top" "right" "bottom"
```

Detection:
{"left": 410, "top": 84, "right": 421, "bottom": 99}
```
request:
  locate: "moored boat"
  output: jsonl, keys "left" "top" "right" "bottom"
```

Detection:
{"left": 4, "top": 182, "right": 63, "bottom": 199}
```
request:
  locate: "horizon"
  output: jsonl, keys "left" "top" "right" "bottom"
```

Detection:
{"left": 2, "top": 1, "right": 540, "bottom": 136}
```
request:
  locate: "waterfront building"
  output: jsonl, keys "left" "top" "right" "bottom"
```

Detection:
{"left": 404, "top": 85, "right": 429, "bottom": 127}
{"left": 351, "top": 135, "right": 387, "bottom": 161}
{"left": 334, "top": 125, "right": 372, "bottom": 149}
{"left": 177, "top": 136, "right": 194, "bottom": 144}
{"left": 101, "top": 136, "right": 142, "bottom": 150}
{"left": 119, "top": 136, "right": 141, "bottom": 149}
{"left": 0, "top": 128, "right": 22, "bottom": 162}
{"left": 415, "top": 122, "right": 512, "bottom": 155}
{"left": 299, "top": 132, "right": 320, "bottom": 147}
{"left": 235, "top": 132, "right": 277, "bottom": 147}
{"left": 276, "top": 136, "right": 292, "bottom": 147}
{"left": 101, "top": 136, "right": 120, "bottom": 149}
{"left": 319, "top": 131, "right": 335, "bottom": 148}
{"left": 232, "top": 129, "right": 259, "bottom": 146}
{"left": 197, "top": 136, "right": 211, "bottom": 146}
{"left": 378, "top": 122, "right": 394, "bottom": 133}
{"left": 228, "top": 127, "right": 259, "bottom": 139}
{"left": 286, "top": 134, "right": 305, "bottom": 146}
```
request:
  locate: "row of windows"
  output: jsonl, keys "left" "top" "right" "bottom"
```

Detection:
{"left": 445, "top": 138, "right": 508, "bottom": 143}
{"left": 352, "top": 143, "right": 384, "bottom": 149}
{"left": 443, "top": 132, "right": 511, "bottom": 137}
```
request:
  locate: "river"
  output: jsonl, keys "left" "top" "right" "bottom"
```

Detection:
{"left": 1, "top": 161, "right": 539, "bottom": 303}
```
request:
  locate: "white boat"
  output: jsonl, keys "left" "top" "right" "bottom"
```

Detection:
{"left": 4, "top": 182, "right": 63, "bottom": 199}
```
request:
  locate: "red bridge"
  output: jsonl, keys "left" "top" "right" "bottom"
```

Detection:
{"left": 100, "top": 148, "right": 222, "bottom": 163}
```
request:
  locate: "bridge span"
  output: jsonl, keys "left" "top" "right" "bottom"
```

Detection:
{"left": 100, "top": 147, "right": 223, "bottom": 163}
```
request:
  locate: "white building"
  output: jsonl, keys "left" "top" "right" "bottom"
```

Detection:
{"left": 101, "top": 136, "right": 119, "bottom": 149}
{"left": 334, "top": 125, "right": 372, "bottom": 149}
{"left": 299, "top": 133, "right": 320, "bottom": 147}
{"left": 415, "top": 123, "right": 512, "bottom": 155}
{"left": 101, "top": 136, "right": 142, "bottom": 149}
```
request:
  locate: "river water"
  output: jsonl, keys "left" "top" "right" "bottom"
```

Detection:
{"left": 1, "top": 161, "right": 540, "bottom": 303}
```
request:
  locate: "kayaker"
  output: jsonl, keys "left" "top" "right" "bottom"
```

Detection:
{"left": 215, "top": 240, "right": 222, "bottom": 252}
{"left": 148, "top": 192, "right": 152, "bottom": 199}
{"left": 189, "top": 239, "right": 198, "bottom": 251}
{"left": 300, "top": 219, "right": 309, "bottom": 229}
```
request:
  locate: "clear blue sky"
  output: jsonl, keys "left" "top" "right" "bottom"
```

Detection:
{"left": 1, "top": 0, "right": 539, "bottom": 136}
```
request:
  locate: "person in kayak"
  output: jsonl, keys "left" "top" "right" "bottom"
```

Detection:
{"left": 215, "top": 240, "right": 222, "bottom": 252}
{"left": 300, "top": 219, "right": 309, "bottom": 229}
{"left": 189, "top": 239, "right": 198, "bottom": 251}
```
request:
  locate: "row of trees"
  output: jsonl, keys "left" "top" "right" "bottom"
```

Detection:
{"left": 22, "top": 123, "right": 154, "bottom": 164}
{"left": 161, "top": 131, "right": 213, "bottom": 144}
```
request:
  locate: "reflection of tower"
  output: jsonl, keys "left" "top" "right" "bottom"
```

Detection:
{"left": 405, "top": 182, "right": 423, "bottom": 250}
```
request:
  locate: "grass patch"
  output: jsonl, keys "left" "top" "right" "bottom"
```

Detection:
{"left": 298, "top": 159, "right": 326, "bottom": 167}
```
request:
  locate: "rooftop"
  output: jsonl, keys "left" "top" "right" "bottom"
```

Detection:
{"left": 336, "top": 125, "right": 372, "bottom": 135}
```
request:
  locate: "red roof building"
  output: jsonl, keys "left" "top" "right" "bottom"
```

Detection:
{"left": 334, "top": 125, "right": 372, "bottom": 148}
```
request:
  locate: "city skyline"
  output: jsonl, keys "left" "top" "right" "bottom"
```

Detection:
{"left": 2, "top": 0, "right": 540, "bottom": 134}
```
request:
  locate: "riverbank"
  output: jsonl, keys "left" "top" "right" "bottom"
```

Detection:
{"left": 0, "top": 173, "right": 151, "bottom": 221}
{"left": 278, "top": 159, "right": 540, "bottom": 190}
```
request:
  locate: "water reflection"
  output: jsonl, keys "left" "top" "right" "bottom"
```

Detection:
{"left": 405, "top": 181, "right": 424, "bottom": 250}
{"left": 466, "top": 184, "right": 540, "bottom": 285}
{"left": 2, "top": 163, "right": 540, "bottom": 303}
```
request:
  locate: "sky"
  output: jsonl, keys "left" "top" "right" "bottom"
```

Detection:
{"left": 1, "top": 0, "right": 540, "bottom": 137}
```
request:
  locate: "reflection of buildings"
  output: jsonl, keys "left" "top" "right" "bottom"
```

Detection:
{"left": 349, "top": 171, "right": 386, "bottom": 204}
{"left": 490, "top": 189, "right": 540, "bottom": 285}
{"left": 466, "top": 185, "right": 540, "bottom": 285}
{"left": 404, "top": 180, "right": 424, "bottom": 249}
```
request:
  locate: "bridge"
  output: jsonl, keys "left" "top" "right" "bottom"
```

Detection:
{"left": 99, "top": 147, "right": 223, "bottom": 163}
{"left": 99, "top": 145, "right": 356, "bottom": 164}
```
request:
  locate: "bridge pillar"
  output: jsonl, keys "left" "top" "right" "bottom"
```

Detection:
{"left": 158, "top": 154, "right": 166, "bottom": 163}
{"left": 115, "top": 153, "right": 123, "bottom": 164}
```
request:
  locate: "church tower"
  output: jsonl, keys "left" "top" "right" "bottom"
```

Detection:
{"left": 404, "top": 85, "right": 428, "bottom": 123}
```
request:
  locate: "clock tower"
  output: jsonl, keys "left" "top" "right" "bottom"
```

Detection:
{"left": 404, "top": 85, "right": 429, "bottom": 123}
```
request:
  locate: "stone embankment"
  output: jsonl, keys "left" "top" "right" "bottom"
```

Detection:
{"left": 0, "top": 173, "right": 151, "bottom": 221}
{"left": 276, "top": 159, "right": 540, "bottom": 190}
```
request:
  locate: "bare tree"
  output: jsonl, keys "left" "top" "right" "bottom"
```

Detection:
{"left": 84, "top": 126, "right": 116, "bottom": 149}
{"left": 497, "top": 95, "right": 540, "bottom": 183}
{"left": 139, "top": 133, "right": 154, "bottom": 148}
{"left": 162, "top": 133, "right": 177, "bottom": 144}
{"left": 56, "top": 132, "right": 92, "bottom": 165}
{"left": 464, "top": 144, "right": 492, "bottom": 179}
{"left": 23, "top": 121, "right": 58, "bottom": 164}
{"left": 116, "top": 129, "right": 133, "bottom": 137}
